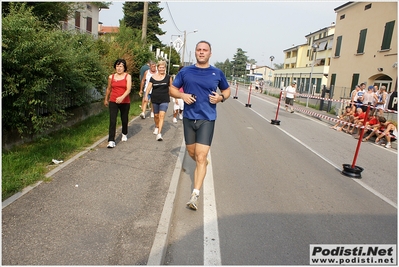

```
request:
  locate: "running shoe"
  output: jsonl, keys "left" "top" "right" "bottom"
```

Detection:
{"left": 153, "top": 127, "right": 159, "bottom": 135}
{"left": 385, "top": 143, "right": 392, "bottom": 148}
{"left": 140, "top": 112, "right": 145, "bottom": 119}
{"left": 107, "top": 141, "right": 116, "bottom": 148}
{"left": 121, "top": 134, "right": 127, "bottom": 142}
{"left": 173, "top": 117, "right": 177, "bottom": 123}
{"left": 156, "top": 133, "right": 163, "bottom": 141}
{"left": 186, "top": 193, "right": 199, "bottom": 210}
{"left": 179, "top": 114, "right": 183, "bottom": 120}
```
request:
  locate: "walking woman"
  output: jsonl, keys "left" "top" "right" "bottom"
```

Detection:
{"left": 144, "top": 60, "right": 172, "bottom": 141}
{"left": 104, "top": 59, "right": 132, "bottom": 148}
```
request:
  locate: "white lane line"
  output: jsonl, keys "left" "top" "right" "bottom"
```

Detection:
{"left": 147, "top": 139, "right": 187, "bottom": 265}
{"left": 235, "top": 96, "right": 397, "bottom": 209}
{"left": 203, "top": 152, "right": 222, "bottom": 265}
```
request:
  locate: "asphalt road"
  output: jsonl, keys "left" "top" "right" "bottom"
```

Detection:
{"left": 2, "top": 87, "right": 397, "bottom": 265}
{"left": 164, "top": 87, "right": 397, "bottom": 265}
{"left": 2, "top": 106, "right": 184, "bottom": 265}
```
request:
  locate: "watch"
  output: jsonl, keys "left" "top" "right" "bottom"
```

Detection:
{"left": 220, "top": 94, "right": 225, "bottom": 102}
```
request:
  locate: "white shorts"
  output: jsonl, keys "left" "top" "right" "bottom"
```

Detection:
{"left": 173, "top": 98, "right": 184, "bottom": 111}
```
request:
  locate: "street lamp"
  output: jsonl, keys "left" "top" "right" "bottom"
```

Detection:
{"left": 168, "top": 34, "right": 181, "bottom": 75}
{"left": 268, "top": 56, "right": 274, "bottom": 95}
{"left": 306, "top": 43, "right": 319, "bottom": 107}
{"left": 181, "top": 29, "right": 198, "bottom": 66}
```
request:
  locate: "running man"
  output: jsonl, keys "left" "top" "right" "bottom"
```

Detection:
{"left": 169, "top": 40, "right": 231, "bottom": 210}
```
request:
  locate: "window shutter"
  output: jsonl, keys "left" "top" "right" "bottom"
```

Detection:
{"left": 357, "top": 29, "right": 367, "bottom": 54}
{"left": 381, "top": 20, "right": 395, "bottom": 50}
{"left": 335, "top": 36, "right": 342, "bottom": 57}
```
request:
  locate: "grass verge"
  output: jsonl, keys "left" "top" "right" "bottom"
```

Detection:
{"left": 2, "top": 101, "right": 142, "bottom": 201}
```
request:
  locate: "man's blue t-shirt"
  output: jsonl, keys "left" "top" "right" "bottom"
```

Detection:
{"left": 172, "top": 65, "right": 229, "bottom": 121}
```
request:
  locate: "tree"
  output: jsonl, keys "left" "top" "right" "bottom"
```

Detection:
{"left": 274, "top": 63, "right": 284, "bottom": 69}
{"left": 231, "top": 48, "right": 249, "bottom": 78}
{"left": 2, "top": 3, "right": 108, "bottom": 137}
{"left": 214, "top": 59, "right": 233, "bottom": 79}
{"left": 2, "top": 2, "right": 76, "bottom": 26}
{"left": 108, "top": 20, "right": 154, "bottom": 88}
{"left": 162, "top": 45, "right": 181, "bottom": 75}
{"left": 123, "top": 2, "right": 166, "bottom": 51}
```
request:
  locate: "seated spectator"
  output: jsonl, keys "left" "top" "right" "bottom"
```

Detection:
{"left": 341, "top": 107, "right": 361, "bottom": 133}
{"left": 331, "top": 106, "right": 352, "bottom": 130}
{"left": 354, "top": 113, "right": 379, "bottom": 139}
{"left": 375, "top": 120, "right": 397, "bottom": 148}
{"left": 363, "top": 116, "right": 385, "bottom": 142}
{"left": 348, "top": 108, "right": 366, "bottom": 135}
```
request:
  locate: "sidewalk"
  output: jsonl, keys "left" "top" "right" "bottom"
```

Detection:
{"left": 2, "top": 105, "right": 185, "bottom": 265}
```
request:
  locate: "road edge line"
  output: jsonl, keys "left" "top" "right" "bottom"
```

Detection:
{"left": 147, "top": 139, "right": 186, "bottom": 265}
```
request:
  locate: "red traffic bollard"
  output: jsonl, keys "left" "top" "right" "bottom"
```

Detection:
{"left": 271, "top": 90, "right": 283, "bottom": 125}
{"left": 245, "top": 83, "right": 252, "bottom": 107}
{"left": 341, "top": 104, "right": 371, "bottom": 178}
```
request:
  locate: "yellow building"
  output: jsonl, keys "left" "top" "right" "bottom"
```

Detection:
{"left": 252, "top": 65, "right": 275, "bottom": 86}
{"left": 329, "top": 2, "right": 397, "bottom": 101}
{"left": 274, "top": 24, "right": 335, "bottom": 95}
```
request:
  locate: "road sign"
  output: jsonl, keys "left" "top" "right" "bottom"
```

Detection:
{"left": 173, "top": 37, "right": 184, "bottom": 52}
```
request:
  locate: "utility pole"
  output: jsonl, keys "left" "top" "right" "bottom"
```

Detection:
{"left": 141, "top": 2, "right": 148, "bottom": 44}
{"left": 181, "top": 30, "right": 186, "bottom": 66}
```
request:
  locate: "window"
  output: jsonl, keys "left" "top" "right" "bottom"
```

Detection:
{"left": 327, "top": 39, "right": 334, "bottom": 50}
{"left": 317, "top": 41, "right": 328, "bottom": 51}
{"left": 330, "top": 74, "right": 336, "bottom": 88}
{"left": 357, "top": 29, "right": 367, "bottom": 54}
{"left": 75, "top": 11, "right": 80, "bottom": 28}
{"left": 86, "top": 17, "right": 92, "bottom": 33}
{"left": 351, "top": 74, "right": 360, "bottom": 91}
{"left": 365, "top": 3, "right": 372, "bottom": 10}
{"left": 340, "top": 14, "right": 345, "bottom": 20}
{"left": 334, "top": 36, "right": 342, "bottom": 57}
{"left": 381, "top": 20, "right": 395, "bottom": 50}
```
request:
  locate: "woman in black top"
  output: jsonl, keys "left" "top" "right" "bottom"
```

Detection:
{"left": 144, "top": 61, "right": 172, "bottom": 141}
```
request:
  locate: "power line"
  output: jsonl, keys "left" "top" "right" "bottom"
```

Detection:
{"left": 165, "top": 2, "right": 183, "bottom": 34}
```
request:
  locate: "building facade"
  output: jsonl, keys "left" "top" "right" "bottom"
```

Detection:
{"left": 251, "top": 65, "right": 275, "bottom": 85}
{"left": 329, "top": 2, "right": 397, "bottom": 101}
{"left": 60, "top": 3, "right": 108, "bottom": 39}
{"left": 274, "top": 24, "right": 335, "bottom": 95}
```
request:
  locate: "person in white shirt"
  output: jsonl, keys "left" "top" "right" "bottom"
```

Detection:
{"left": 139, "top": 61, "right": 157, "bottom": 119}
{"left": 362, "top": 85, "right": 378, "bottom": 112}
{"left": 374, "top": 86, "right": 388, "bottom": 116}
{"left": 284, "top": 81, "right": 297, "bottom": 113}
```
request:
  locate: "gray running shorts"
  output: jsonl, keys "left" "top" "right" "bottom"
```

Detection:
{"left": 183, "top": 118, "right": 215, "bottom": 146}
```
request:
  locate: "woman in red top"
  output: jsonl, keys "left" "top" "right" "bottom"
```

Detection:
{"left": 104, "top": 59, "right": 132, "bottom": 148}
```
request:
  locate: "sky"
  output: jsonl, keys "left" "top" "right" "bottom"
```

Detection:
{"left": 99, "top": 1, "right": 347, "bottom": 66}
